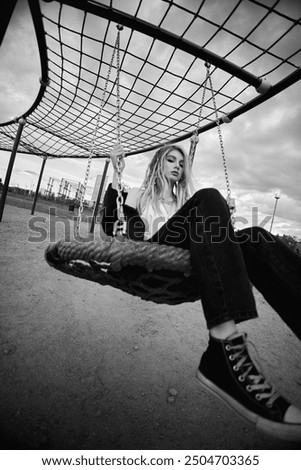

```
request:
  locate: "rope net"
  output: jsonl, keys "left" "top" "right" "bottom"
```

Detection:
{"left": 0, "top": 0, "right": 300, "bottom": 158}
{"left": 45, "top": 235, "right": 200, "bottom": 305}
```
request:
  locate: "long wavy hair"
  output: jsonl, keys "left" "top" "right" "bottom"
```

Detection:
{"left": 137, "top": 145, "right": 194, "bottom": 215}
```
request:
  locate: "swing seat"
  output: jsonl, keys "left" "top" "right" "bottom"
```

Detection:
{"left": 45, "top": 236, "right": 201, "bottom": 305}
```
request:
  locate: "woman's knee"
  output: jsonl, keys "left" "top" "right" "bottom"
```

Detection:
{"left": 193, "top": 187, "right": 225, "bottom": 204}
{"left": 236, "top": 226, "right": 275, "bottom": 245}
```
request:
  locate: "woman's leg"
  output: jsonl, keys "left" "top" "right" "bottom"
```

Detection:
{"left": 152, "top": 188, "right": 258, "bottom": 329}
{"left": 151, "top": 188, "right": 301, "bottom": 440}
{"left": 237, "top": 227, "right": 301, "bottom": 340}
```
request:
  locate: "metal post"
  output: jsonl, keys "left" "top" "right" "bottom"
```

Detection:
{"left": 270, "top": 194, "right": 280, "bottom": 233}
{"left": 0, "top": 118, "right": 26, "bottom": 222}
{"left": 89, "top": 159, "right": 110, "bottom": 234}
{"left": 31, "top": 156, "right": 47, "bottom": 215}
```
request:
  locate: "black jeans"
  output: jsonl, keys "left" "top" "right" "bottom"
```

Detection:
{"left": 149, "top": 189, "right": 301, "bottom": 339}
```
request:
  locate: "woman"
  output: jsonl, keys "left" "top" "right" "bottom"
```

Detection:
{"left": 102, "top": 143, "right": 301, "bottom": 441}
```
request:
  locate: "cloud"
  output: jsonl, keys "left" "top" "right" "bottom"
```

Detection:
{"left": 225, "top": 86, "right": 301, "bottom": 203}
{"left": 16, "top": 169, "right": 38, "bottom": 177}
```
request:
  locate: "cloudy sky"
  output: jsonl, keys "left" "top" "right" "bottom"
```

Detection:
{"left": 0, "top": 0, "right": 301, "bottom": 238}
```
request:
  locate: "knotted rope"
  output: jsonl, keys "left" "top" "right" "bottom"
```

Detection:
{"left": 45, "top": 237, "right": 191, "bottom": 276}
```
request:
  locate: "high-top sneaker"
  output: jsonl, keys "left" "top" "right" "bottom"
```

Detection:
{"left": 196, "top": 332, "right": 301, "bottom": 441}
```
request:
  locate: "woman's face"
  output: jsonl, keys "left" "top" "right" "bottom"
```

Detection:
{"left": 162, "top": 149, "right": 184, "bottom": 184}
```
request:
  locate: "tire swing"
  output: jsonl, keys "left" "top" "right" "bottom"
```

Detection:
{"left": 45, "top": 29, "right": 234, "bottom": 305}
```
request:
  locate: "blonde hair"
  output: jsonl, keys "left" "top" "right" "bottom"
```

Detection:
{"left": 137, "top": 145, "right": 194, "bottom": 215}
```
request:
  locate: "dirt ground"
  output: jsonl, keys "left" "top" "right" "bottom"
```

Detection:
{"left": 0, "top": 203, "right": 300, "bottom": 450}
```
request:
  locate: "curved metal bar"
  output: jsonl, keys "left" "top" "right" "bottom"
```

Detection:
{"left": 0, "top": 0, "right": 49, "bottom": 127}
{"left": 0, "top": 0, "right": 300, "bottom": 158}
{"left": 57, "top": 0, "right": 262, "bottom": 89}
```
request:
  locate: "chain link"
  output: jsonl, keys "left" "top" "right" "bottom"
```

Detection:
{"left": 113, "top": 154, "right": 127, "bottom": 236}
{"left": 207, "top": 66, "right": 236, "bottom": 227}
{"left": 189, "top": 63, "right": 210, "bottom": 166}
{"left": 113, "top": 25, "right": 127, "bottom": 237}
{"left": 75, "top": 27, "right": 121, "bottom": 237}
{"left": 188, "top": 62, "right": 235, "bottom": 226}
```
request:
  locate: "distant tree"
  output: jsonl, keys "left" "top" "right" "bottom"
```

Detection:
{"left": 277, "top": 234, "right": 301, "bottom": 256}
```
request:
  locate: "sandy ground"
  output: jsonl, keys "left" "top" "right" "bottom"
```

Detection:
{"left": 0, "top": 204, "right": 300, "bottom": 450}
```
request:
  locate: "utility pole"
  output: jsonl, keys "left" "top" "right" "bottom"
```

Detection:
{"left": 270, "top": 193, "right": 280, "bottom": 232}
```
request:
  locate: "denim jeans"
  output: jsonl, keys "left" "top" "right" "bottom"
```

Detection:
{"left": 149, "top": 188, "right": 301, "bottom": 339}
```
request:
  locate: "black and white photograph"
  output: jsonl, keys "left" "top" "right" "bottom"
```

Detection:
{"left": 0, "top": 0, "right": 301, "bottom": 460}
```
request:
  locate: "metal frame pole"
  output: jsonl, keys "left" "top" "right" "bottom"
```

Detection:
{"left": 0, "top": 118, "right": 26, "bottom": 222}
{"left": 89, "top": 159, "right": 110, "bottom": 234}
{"left": 31, "top": 156, "right": 47, "bottom": 215}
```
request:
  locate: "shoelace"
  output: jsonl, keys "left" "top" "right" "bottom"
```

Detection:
{"left": 227, "top": 339, "right": 281, "bottom": 407}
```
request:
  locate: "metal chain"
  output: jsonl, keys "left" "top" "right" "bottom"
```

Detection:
{"left": 195, "top": 63, "right": 210, "bottom": 134}
{"left": 115, "top": 25, "right": 122, "bottom": 145}
{"left": 113, "top": 25, "right": 127, "bottom": 238}
{"left": 207, "top": 66, "right": 236, "bottom": 226}
{"left": 75, "top": 27, "right": 121, "bottom": 237}
{"left": 188, "top": 63, "right": 210, "bottom": 166}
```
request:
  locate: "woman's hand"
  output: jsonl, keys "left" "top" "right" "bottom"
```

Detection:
{"left": 110, "top": 144, "right": 125, "bottom": 173}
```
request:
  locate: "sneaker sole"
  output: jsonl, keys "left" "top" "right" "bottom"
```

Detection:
{"left": 196, "top": 369, "right": 301, "bottom": 442}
